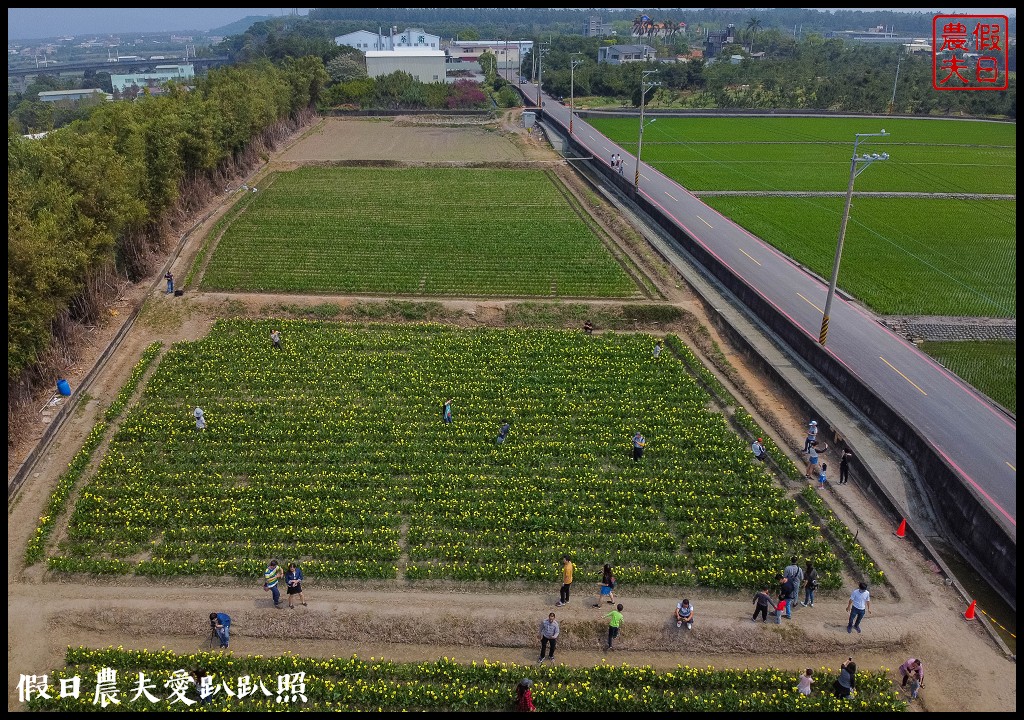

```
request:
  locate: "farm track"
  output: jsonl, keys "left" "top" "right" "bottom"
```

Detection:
{"left": 7, "top": 111, "right": 1015, "bottom": 713}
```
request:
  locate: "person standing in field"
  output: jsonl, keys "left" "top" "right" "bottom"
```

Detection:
{"left": 846, "top": 582, "right": 871, "bottom": 633}
{"left": 777, "top": 573, "right": 796, "bottom": 620}
{"left": 803, "top": 420, "right": 818, "bottom": 453}
{"left": 271, "top": 329, "right": 281, "bottom": 350}
{"left": 797, "top": 668, "right": 814, "bottom": 696}
{"left": 596, "top": 563, "right": 616, "bottom": 606}
{"left": 806, "top": 440, "right": 828, "bottom": 479}
{"left": 801, "top": 561, "right": 819, "bottom": 608}
{"left": 752, "top": 586, "right": 772, "bottom": 622}
{"left": 442, "top": 398, "right": 453, "bottom": 425}
{"left": 839, "top": 447, "right": 853, "bottom": 485}
{"left": 537, "top": 612, "right": 559, "bottom": 663}
{"left": 631, "top": 431, "right": 647, "bottom": 462}
{"left": 263, "top": 559, "right": 284, "bottom": 609}
{"left": 556, "top": 555, "right": 574, "bottom": 607}
{"left": 605, "top": 603, "right": 624, "bottom": 650}
{"left": 285, "top": 562, "right": 306, "bottom": 609}
{"left": 783, "top": 556, "right": 804, "bottom": 609}
{"left": 652, "top": 341, "right": 662, "bottom": 359}
{"left": 193, "top": 407, "right": 206, "bottom": 431}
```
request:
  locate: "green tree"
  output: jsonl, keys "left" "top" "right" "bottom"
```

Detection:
{"left": 746, "top": 16, "right": 762, "bottom": 54}
{"left": 326, "top": 53, "right": 367, "bottom": 83}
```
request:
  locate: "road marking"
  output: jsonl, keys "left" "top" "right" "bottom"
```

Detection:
{"left": 879, "top": 356, "right": 928, "bottom": 396}
{"left": 797, "top": 293, "right": 822, "bottom": 313}
{"left": 665, "top": 191, "right": 678, "bottom": 202}
{"left": 739, "top": 248, "right": 762, "bottom": 266}
{"left": 696, "top": 215, "right": 713, "bottom": 228}
{"left": 1007, "top": 462, "right": 1016, "bottom": 472}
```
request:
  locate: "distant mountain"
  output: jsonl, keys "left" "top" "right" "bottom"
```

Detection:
{"left": 209, "top": 15, "right": 277, "bottom": 37}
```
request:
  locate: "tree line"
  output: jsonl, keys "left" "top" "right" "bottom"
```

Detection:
{"left": 7, "top": 58, "right": 328, "bottom": 442}
{"left": 529, "top": 34, "right": 1015, "bottom": 118}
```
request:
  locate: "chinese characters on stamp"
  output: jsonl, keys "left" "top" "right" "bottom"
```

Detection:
{"left": 933, "top": 14, "right": 1009, "bottom": 90}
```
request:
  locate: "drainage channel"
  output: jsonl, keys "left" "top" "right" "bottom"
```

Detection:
{"left": 929, "top": 535, "right": 1016, "bottom": 655}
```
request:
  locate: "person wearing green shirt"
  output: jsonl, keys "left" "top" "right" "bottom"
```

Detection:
{"left": 605, "top": 603, "right": 624, "bottom": 650}
{"left": 263, "top": 559, "right": 284, "bottom": 609}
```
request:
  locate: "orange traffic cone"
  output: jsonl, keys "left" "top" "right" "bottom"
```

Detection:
{"left": 894, "top": 518, "right": 906, "bottom": 538}
{"left": 964, "top": 600, "right": 977, "bottom": 621}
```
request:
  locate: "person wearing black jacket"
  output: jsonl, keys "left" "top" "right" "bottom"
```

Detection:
{"left": 777, "top": 573, "right": 796, "bottom": 620}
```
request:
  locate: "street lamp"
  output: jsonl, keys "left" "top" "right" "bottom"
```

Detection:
{"left": 819, "top": 131, "right": 891, "bottom": 345}
{"left": 634, "top": 70, "right": 661, "bottom": 189}
{"left": 569, "top": 53, "right": 582, "bottom": 135}
{"left": 537, "top": 44, "right": 548, "bottom": 120}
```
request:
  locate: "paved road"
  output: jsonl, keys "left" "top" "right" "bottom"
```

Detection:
{"left": 520, "top": 84, "right": 1017, "bottom": 530}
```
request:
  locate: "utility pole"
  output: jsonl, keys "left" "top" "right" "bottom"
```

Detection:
{"left": 634, "top": 70, "right": 661, "bottom": 190}
{"left": 569, "top": 53, "right": 582, "bottom": 135}
{"left": 819, "top": 131, "right": 890, "bottom": 345}
{"left": 537, "top": 42, "right": 549, "bottom": 120}
{"left": 888, "top": 51, "right": 903, "bottom": 115}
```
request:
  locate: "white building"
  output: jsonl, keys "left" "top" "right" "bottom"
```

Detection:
{"left": 336, "top": 28, "right": 441, "bottom": 52}
{"left": 365, "top": 49, "right": 446, "bottom": 84}
{"left": 446, "top": 40, "right": 532, "bottom": 70}
{"left": 110, "top": 64, "right": 194, "bottom": 93}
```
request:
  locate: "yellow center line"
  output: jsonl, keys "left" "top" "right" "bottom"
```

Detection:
{"left": 665, "top": 191, "right": 678, "bottom": 202}
{"left": 879, "top": 356, "right": 928, "bottom": 396}
{"left": 739, "top": 248, "right": 762, "bottom": 266}
{"left": 1007, "top": 462, "right": 1016, "bottom": 472}
{"left": 797, "top": 293, "right": 822, "bottom": 313}
{"left": 696, "top": 215, "right": 713, "bottom": 228}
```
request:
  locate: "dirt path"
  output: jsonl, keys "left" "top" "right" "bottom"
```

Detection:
{"left": 7, "top": 112, "right": 1015, "bottom": 712}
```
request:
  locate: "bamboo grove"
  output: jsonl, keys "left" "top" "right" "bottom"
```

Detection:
{"left": 7, "top": 57, "right": 329, "bottom": 434}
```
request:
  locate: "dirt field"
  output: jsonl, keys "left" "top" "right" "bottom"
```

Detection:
{"left": 6, "top": 112, "right": 1015, "bottom": 712}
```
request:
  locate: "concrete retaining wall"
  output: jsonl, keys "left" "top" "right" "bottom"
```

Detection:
{"left": 551, "top": 114, "right": 1016, "bottom": 609}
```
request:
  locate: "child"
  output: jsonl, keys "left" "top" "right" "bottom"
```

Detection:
{"left": 605, "top": 603, "right": 623, "bottom": 650}
{"left": 515, "top": 678, "right": 535, "bottom": 712}
{"left": 907, "top": 668, "right": 921, "bottom": 700}
{"left": 752, "top": 586, "right": 772, "bottom": 622}
{"left": 594, "top": 564, "right": 616, "bottom": 606}
{"left": 797, "top": 668, "right": 814, "bottom": 696}
{"left": 817, "top": 463, "right": 828, "bottom": 490}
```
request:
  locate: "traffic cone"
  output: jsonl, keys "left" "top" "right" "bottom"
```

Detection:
{"left": 894, "top": 519, "right": 906, "bottom": 538}
{"left": 964, "top": 600, "right": 977, "bottom": 621}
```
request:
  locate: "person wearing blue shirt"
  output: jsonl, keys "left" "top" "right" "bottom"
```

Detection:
{"left": 632, "top": 432, "right": 647, "bottom": 461}
{"left": 209, "top": 612, "right": 231, "bottom": 648}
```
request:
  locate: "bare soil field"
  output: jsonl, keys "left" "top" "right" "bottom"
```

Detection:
{"left": 7, "top": 112, "right": 1015, "bottom": 712}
